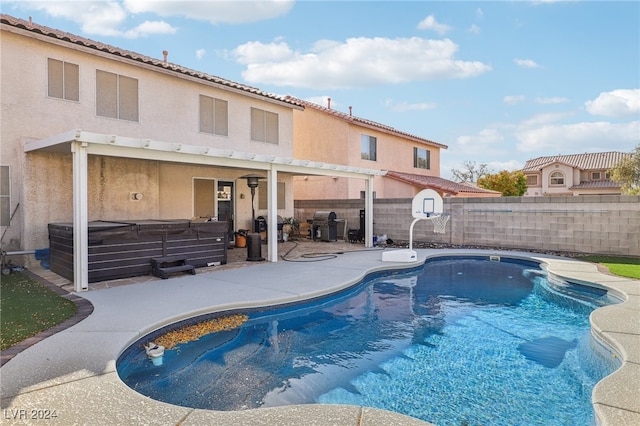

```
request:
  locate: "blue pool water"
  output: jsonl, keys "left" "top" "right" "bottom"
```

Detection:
{"left": 117, "top": 256, "right": 620, "bottom": 425}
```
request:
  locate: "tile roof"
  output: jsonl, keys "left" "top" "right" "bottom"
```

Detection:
{"left": 0, "top": 14, "right": 303, "bottom": 109}
{"left": 286, "top": 97, "right": 447, "bottom": 149}
{"left": 522, "top": 151, "right": 631, "bottom": 172}
{"left": 385, "top": 171, "right": 501, "bottom": 196}
{"left": 569, "top": 180, "right": 622, "bottom": 190}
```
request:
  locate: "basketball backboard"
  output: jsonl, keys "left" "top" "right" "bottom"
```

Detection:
{"left": 411, "top": 189, "right": 443, "bottom": 219}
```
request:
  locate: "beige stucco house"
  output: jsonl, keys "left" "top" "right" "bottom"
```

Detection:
{"left": 0, "top": 15, "right": 384, "bottom": 290}
{"left": 288, "top": 97, "right": 500, "bottom": 200}
{"left": 522, "top": 152, "right": 630, "bottom": 196}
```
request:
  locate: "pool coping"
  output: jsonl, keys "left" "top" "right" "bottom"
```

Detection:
{"left": 1, "top": 249, "right": 638, "bottom": 425}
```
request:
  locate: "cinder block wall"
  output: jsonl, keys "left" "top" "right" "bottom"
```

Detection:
{"left": 295, "top": 195, "right": 640, "bottom": 256}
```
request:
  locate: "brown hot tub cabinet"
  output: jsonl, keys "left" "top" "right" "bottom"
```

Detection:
{"left": 48, "top": 220, "right": 228, "bottom": 283}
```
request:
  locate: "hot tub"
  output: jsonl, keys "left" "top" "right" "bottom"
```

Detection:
{"left": 48, "top": 220, "right": 228, "bottom": 282}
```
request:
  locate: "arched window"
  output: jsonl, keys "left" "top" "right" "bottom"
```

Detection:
{"left": 550, "top": 171, "right": 564, "bottom": 185}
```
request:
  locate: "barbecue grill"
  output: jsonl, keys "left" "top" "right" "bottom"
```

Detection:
{"left": 312, "top": 211, "right": 337, "bottom": 242}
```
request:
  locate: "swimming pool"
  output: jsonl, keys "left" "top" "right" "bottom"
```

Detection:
{"left": 117, "top": 256, "right": 620, "bottom": 425}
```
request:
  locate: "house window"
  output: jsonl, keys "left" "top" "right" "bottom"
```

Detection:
{"left": 361, "top": 135, "right": 377, "bottom": 161}
{"left": 591, "top": 171, "right": 602, "bottom": 180}
{"left": 199, "top": 95, "right": 228, "bottom": 136}
{"left": 550, "top": 171, "right": 565, "bottom": 186}
{"left": 251, "top": 107, "right": 279, "bottom": 144}
{"left": 48, "top": 58, "right": 79, "bottom": 101}
{"left": 526, "top": 175, "right": 538, "bottom": 186}
{"left": 258, "top": 182, "right": 285, "bottom": 209}
{"left": 413, "top": 147, "right": 430, "bottom": 170}
{"left": 0, "top": 166, "right": 9, "bottom": 226}
{"left": 96, "top": 70, "right": 139, "bottom": 121}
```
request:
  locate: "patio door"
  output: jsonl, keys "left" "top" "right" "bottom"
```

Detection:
{"left": 217, "top": 181, "right": 234, "bottom": 241}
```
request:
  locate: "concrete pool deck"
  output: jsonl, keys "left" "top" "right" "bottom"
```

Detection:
{"left": 1, "top": 246, "right": 639, "bottom": 425}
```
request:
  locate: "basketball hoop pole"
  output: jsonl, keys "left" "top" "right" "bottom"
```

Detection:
{"left": 408, "top": 217, "right": 422, "bottom": 251}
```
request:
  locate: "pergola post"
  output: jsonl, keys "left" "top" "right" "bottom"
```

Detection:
{"left": 266, "top": 167, "right": 278, "bottom": 262}
{"left": 71, "top": 141, "right": 89, "bottom": 291}
{"left": 364, "top": 175, "right": 374, "bottom": 248}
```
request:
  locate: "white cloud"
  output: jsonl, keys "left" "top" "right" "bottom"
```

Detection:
{"left": 585, "top": 89, "right": 640, "bottom": 118}
{"left": 124, "top": 0, "right": 294, "bottom": 24}
{"left": 520, "top": 111, "right": 574, "bottom": 127}
{"left": 417, "top": 15, "right": 452, "bottom": 35}
{"left": 449, "top": 115, "right": 637, "bottom": 170}
{"left": 196, "top": 49, "right": 206, "bottom": 60}
{"left": 443, "top": 134, "right": 525, "bottom": 178}
{"left": 515, "top": 121, "right": 640, "bottom": 153}
{"left": 535, "top": 97, "right": 569, "bottom": 105}
{"left": 468, "top": 24, "right": 481, "bottom": 35}
{"left": 514, "top": 58, "right": 540, "bottom": 68}
{"left": 123, "top": 20, "right": 176, "bottom": 38}
{"left": 487, "top": 159, "right": 524, "bottom": 172}
{"left": 233, "top": 40, "right": 294, "bottom": 65}
{"left": 504, "top": 95, "right": 525, "bottom": 106}
{"left": 456, "top": 128, "right": 505, "bottom": 156}
{"left": 4, "top": 0, "right": 291, "bottom": 37}
{"left": 384, "top": 99, "right": 437, "bottom": 112}
{"left": 234, "top": 37, "right": 491, "bottom": 89}
{"left": 4, "top": 0, "right": 176, "bottom": 38}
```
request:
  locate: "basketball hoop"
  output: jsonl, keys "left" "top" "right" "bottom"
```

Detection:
{"left": 427, "top": 213, "right": 450, "bottom": 234}
{"left": 382, "top": 189, "right": 447, "bottom": 263}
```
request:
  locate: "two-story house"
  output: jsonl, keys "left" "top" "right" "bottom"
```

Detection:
{"left": 287, "top": 97, "right": 500, "bottom": 200}
{"left": 522, "top": 152, "right": 631, "bottom": 196}
{"left": 0, "top": 14, "right": 384, "bottom": 290}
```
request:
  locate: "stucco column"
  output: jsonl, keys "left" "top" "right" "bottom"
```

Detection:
{"left": 71, "top": 141, "right": 89, "bottom": 291}
{"left": 266, "top": 167, "right": 278, "bottom": 262}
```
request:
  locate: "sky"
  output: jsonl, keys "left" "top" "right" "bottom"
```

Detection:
{"left": 2, "top": 0, "right": 639, "bottom": 179}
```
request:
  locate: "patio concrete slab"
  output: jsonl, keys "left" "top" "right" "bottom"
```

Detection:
{"left": 593, "top": 404, "right": 640, "bottom": 426}
{"left": 0, "top": 330, "right": 134, "bottom": 397}
{"left": 1, "top": 248, "right": 638, "bottom": 425}
{"left": 3, "top": 372, "right": 192, "bottom": 426}
{"left": 180, "top": 404, "right": 430, "bottom": 426}
{"left": 592, "top": 362, "right": 640, "bottom": 420}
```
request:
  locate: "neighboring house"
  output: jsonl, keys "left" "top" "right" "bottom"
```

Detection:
{"left": 522, "top": 152, "right": 631, "bottom": 196}
{"left": 0, "top": 15, "right": 383, "bottom": 290}
{"left": 287, "top": 98, "right": 498, "bottom": 200}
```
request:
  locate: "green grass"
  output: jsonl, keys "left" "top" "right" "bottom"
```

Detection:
{"left": 576, "top": 255, "right": 640, "bottom": 280}
{"left": 1, "top": 272, "right": 77, "bottom": 350}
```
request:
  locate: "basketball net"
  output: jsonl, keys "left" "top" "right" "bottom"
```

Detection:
{"left": 428, "top": 213, "right": 450, "bottom": 234}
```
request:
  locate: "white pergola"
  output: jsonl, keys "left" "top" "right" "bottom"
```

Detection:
{"left": 25, "top": 129, "right": 385, "bottom": 292}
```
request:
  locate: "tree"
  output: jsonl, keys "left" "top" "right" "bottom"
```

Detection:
{"left": 609, "top": 145, "right": 640, "bottom": 195}
{"left": 477, "top": 170, "right": 527, "bottom": 196}
{"left": 450, "top": 161, "right": 490, "bottom": 183}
